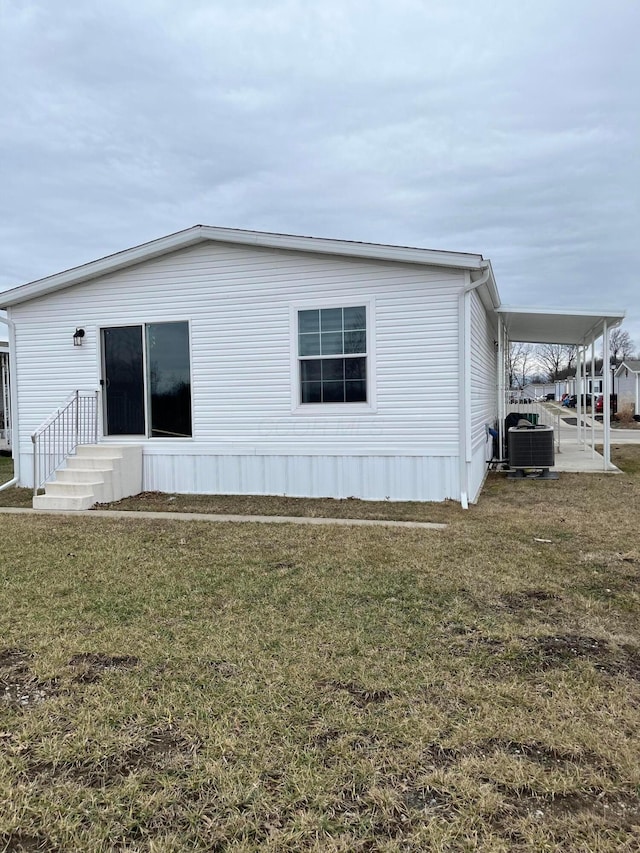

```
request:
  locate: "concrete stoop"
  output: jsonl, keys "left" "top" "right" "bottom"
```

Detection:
{"left": 33, "top": 445, "right": 143, "bottom": 510}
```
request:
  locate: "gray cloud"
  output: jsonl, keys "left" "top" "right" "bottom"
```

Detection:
{"left": 1, "top": 0, "right": 638, "bottom": 343}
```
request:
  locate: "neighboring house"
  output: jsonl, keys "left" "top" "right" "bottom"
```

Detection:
{"left": 0, "top": 226, "right": 625, "bottom": 506}
{"left": 615, "top": 360, "right": 640, "bottom": 414}
{"left": 0, "top": 336, "right": 9, "bottom": 449}
{"left": 519, "top": 383, "right": 555, "bottom": 400}
{"left": 555, "top": 375, "right": 603, "bottom": 400}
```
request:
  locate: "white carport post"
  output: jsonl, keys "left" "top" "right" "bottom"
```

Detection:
{"left": 582, "top": 345, "right": 589, "bottom": 448}
{"left": 576, "top": 345, "right": 582, "bottom": 447}
{"left": 590, "top": 337, "right": 596, "bottom": 458}
{"left": 602, "top": 321, "right": 611, "bottom": 470}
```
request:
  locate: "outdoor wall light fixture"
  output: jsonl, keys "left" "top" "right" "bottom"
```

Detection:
{"left": 73, "top": 328, "right": 85, "bottom": 347}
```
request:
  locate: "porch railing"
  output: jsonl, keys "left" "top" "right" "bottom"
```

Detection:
{"left": 31, "top": 390, "right": 99, "bottom": 495}
{"left": 506, "top": 400, "right": 561, "bottom": 452}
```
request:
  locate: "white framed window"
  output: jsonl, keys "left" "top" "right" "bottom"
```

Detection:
{"left": 290, "top": 298, "right": 376, "bottom": 413}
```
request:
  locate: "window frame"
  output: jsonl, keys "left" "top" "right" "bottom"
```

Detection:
{"left": 290, "top": 297, "right": 376, "bottom": 414}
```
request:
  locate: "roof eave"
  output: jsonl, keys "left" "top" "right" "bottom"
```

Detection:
{"left": 496, "top": 305, "right": 626, "bottom": 346}
{"left": 0, "top": 225, "right": 487, "bottom": 308}
{"left": 615, "top": 361, "right": 640, "bottom": 376}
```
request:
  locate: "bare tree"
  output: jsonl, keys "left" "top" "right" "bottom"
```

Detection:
{"left": 609, "top": 328, "right": 634, "bottom": 364}
{"left": 517, "top": 344, "right": 534, "bottom": 389}
{"left": 564, "top": 345, "right": 577, "bottom": 373}
{"left": 507, "top": 342, "right": 533, "bottom": 388}
{"left": 535, "top": 344, "right": 576, "bottom": 382}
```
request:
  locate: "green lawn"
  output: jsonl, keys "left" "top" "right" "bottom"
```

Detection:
{"left": 0, "top": 453, "right": 13, "bottom": 484}
{"left": 0, "top": 456, "right": 31, "bottom": 507}
{"left": 0, "top": 449, "right": 639, "bottom": 850}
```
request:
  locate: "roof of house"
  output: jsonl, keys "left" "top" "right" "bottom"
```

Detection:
{"left": 497, "top": 306, "right": 625, "bottom": 346}
{"left": 0, "top": 224, "right": 498, "bottom": 309}
{"left": 0, "top": 226, "right": 624, "bottom": 347}
{"left": 615, "top": 359, "right": 640, "bottom": 375}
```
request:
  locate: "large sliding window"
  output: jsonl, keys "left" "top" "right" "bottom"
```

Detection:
{"left": 102, "top": 322, "right": 192, "bottom": 438}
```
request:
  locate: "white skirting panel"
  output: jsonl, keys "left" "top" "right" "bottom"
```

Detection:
{"left": 18, "top": 451, "right": 462, "bottom": 502}
{"left": 143, "top": 453, "right": 460, "bottom": 503}
{"left": 17, "top": 453, "right": 33, "bottom": 489}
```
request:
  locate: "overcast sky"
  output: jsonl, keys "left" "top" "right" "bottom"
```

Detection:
{"left": 1, "top": 0, "right": 639, "bottom": 346}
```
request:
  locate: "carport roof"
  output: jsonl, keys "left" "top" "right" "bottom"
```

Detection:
{"left": 497, "top": 306, "right": 625, "bottom": 345}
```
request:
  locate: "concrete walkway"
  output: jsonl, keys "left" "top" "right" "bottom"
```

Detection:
{"left": 0, "top": 506, "right": 447, "bottom": 530}
{"left": 509, "top": 401, "right": 640, "bottom": 474}
{"left": 553, "top": 409, "right": 640, "bottom": 473}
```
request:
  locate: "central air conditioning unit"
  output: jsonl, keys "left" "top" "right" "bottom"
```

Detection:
{"left": 508, "top": 424, "right": 556, "bottom": 478}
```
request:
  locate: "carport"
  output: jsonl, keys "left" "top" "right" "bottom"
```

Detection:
{"left": 496, "top": 306, "right": 626, "bottom": 471}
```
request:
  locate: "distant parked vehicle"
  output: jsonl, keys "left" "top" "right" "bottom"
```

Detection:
{"left": 545, "top": 393, "right": 555, "bottom": 401}
{"left": 595, "top": 394, "right": 617, "bottom": 414}
{"left": 566, "top": 394, "right": 592, "bottom": 408}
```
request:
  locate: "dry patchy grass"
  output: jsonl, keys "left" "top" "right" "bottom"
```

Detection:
{"left": 0, "top": 448, "right": 639, "bottom": 850}
{"left": 0, "top": 456, "right": 31, "bottom": 508}
{"left": 99, "top": 490, "right": 460, "bottom": 524}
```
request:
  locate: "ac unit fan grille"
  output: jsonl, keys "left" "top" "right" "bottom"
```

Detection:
{"left": 508, "top": 426, "right": 555, "bottom": 468}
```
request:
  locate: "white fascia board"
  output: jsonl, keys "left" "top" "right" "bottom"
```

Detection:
{"left": 195, "top": 225, "right": 487, "bottom": 270}
{"left": 0, "top": 224, "right": 488, "bottom": 308}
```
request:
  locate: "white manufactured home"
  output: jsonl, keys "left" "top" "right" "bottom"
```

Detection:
{"left": 615, "top": 360, "right": 640, "bottom": 415}
{"left": 0, "top": 226, "right": 625, "bottom": 508}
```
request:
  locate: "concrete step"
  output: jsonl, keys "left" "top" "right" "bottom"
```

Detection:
{"left": 67, "top": 453, "right": 124, "bottom": 469}
{"left": 45, "top": 481, "right": 105, "bottom": 498}
{"left": 56, "top": 468, "right": 111, "bottom": 484}
{"left": 33, "top": 493, "right": 95, "bottom": 511}
{"left": 55, "top": 468, "right": 114, "bottom": 503}
{"left": 66, "top": 456, "right": 119, "bottom": 470}
{"left": 75, "top": 444, "right": 138, "bottom": 458}
{"left": 33, "top": 444, "right": 143, "bottom": 510}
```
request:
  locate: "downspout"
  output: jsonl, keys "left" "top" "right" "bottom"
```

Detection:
{"left": 458, "top": 263, "right": 491, "bottom": 509}
{"left": 498, "top": 321, "right": 507, "bottom": 469}
{"left": 0, "top": 313, "right": 19, "bottom": 492}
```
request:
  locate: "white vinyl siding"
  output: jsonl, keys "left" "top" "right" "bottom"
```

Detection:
{"left": 10, "top": 241, "right": 464, "bottom": 499}
{"left": 468, "top": 289, "right": 497, "bottom": 501}
{"left": 616, "top": 369, "right": 639, "bottom": 413}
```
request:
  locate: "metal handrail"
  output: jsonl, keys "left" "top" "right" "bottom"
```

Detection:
{"left": 31, "top": 390, "right": 99, "bottom": 495}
